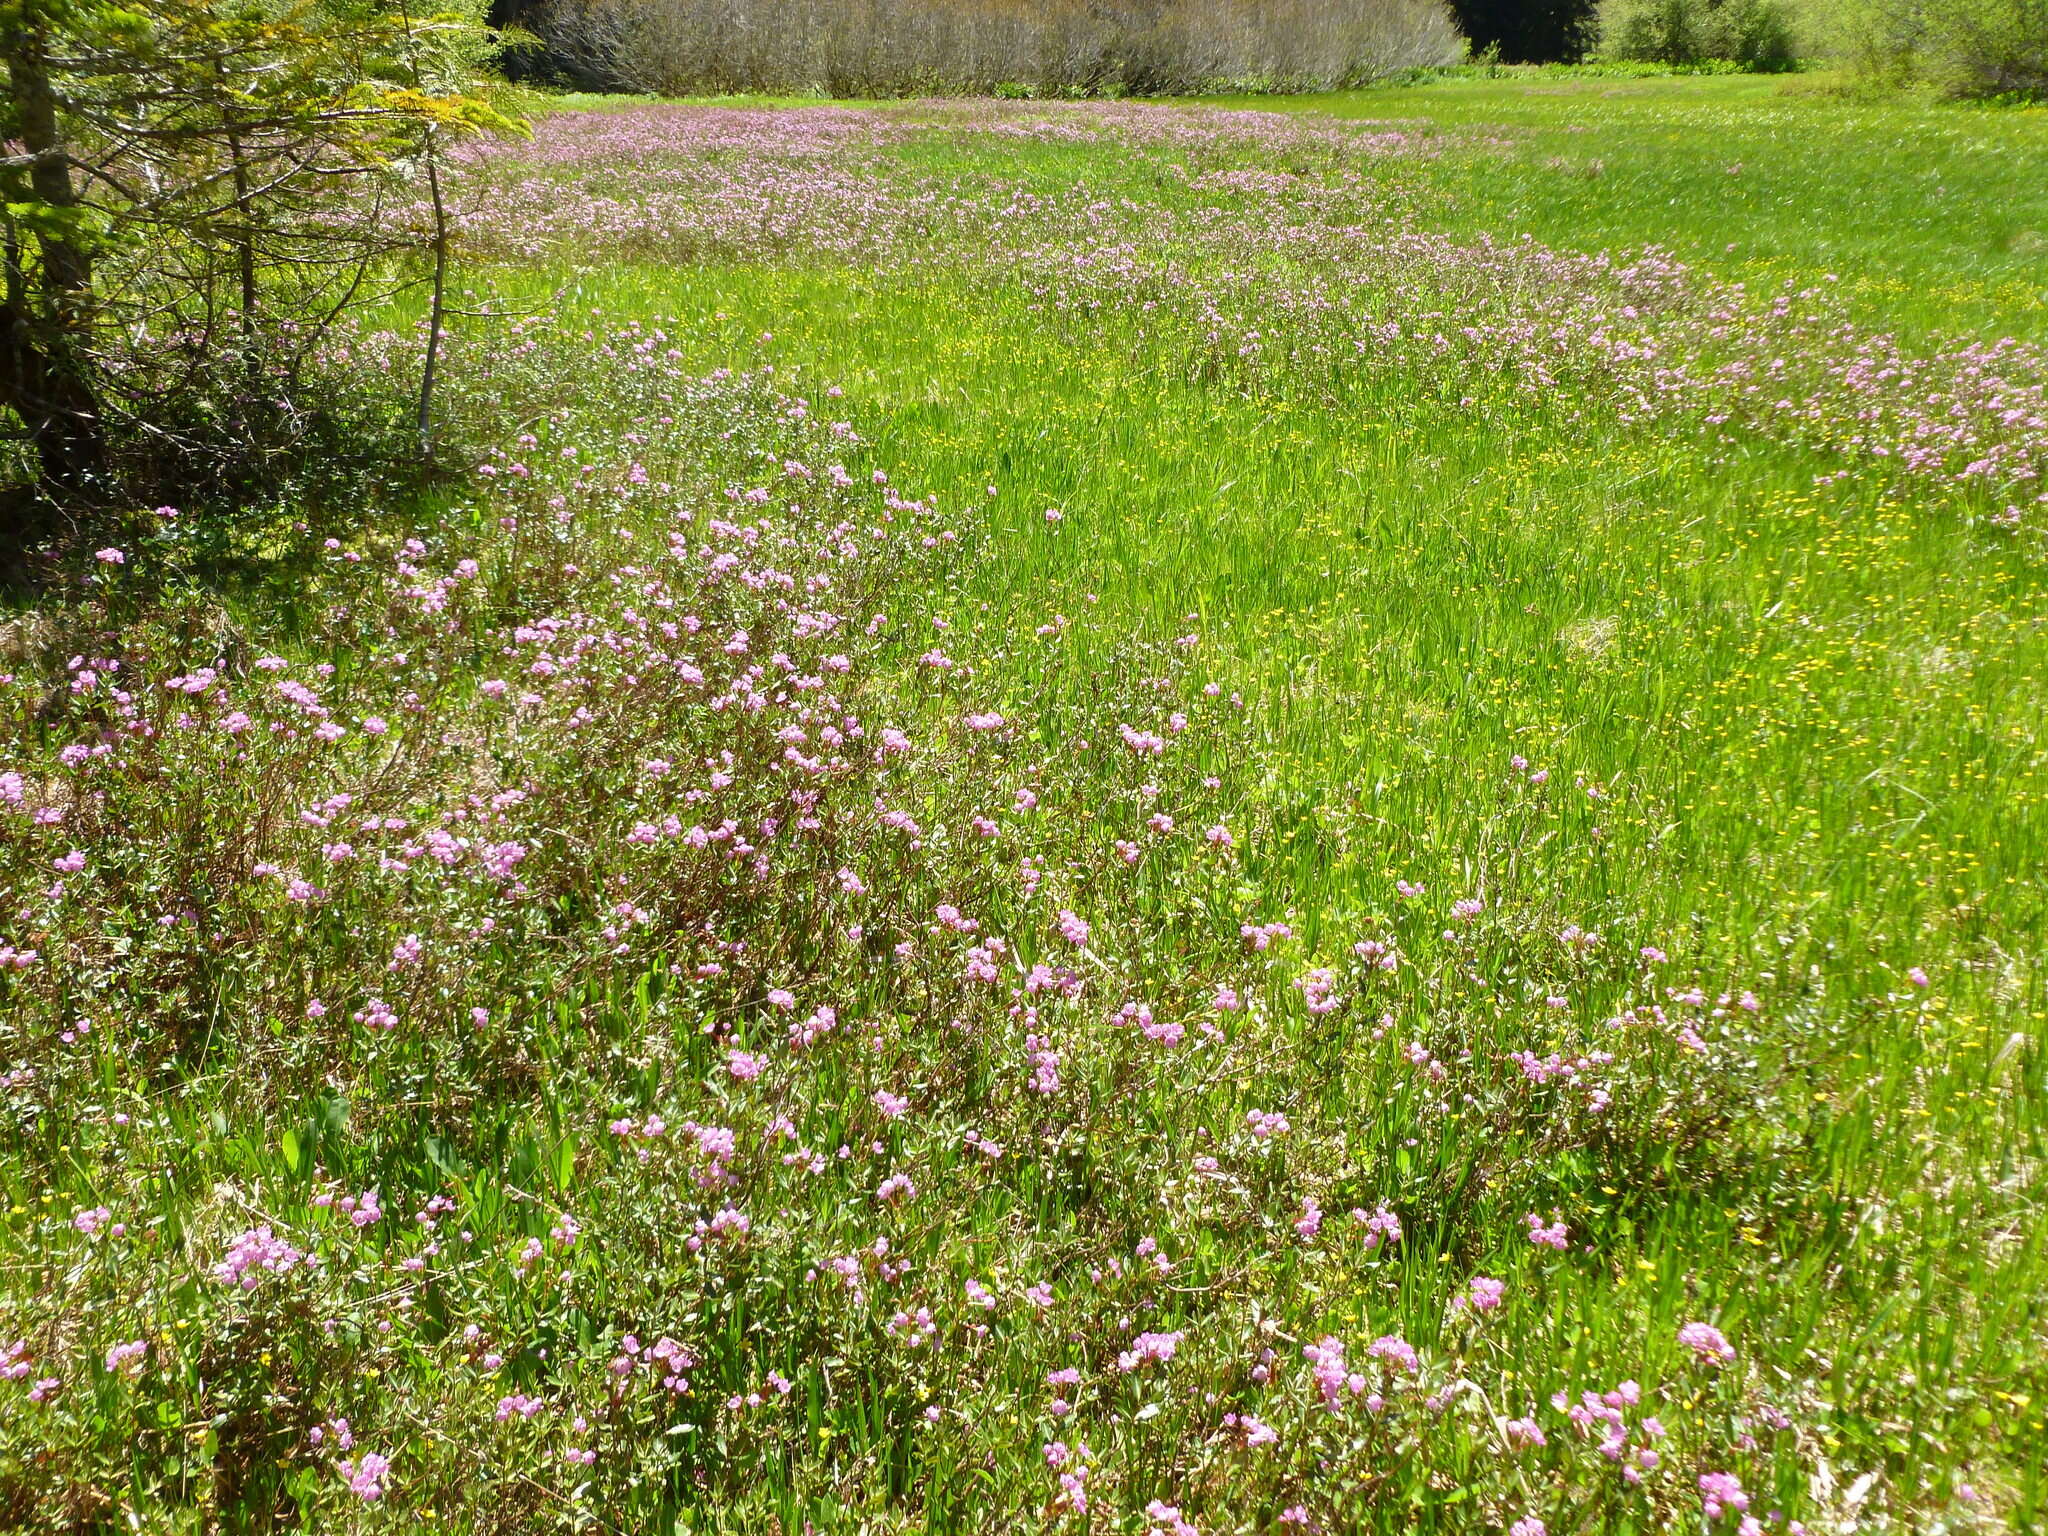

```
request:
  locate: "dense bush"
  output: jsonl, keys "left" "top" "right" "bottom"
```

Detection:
{"left": 0, "top": 0, "right": 515, "bottom": 562}
{"left": 1596, "top": 0, "right": 1805, "bottom": 68}
{"left": 1625, "top": 0, "right": 2048, "bottom": 95}
{"left": 1826, "top": 0, "right": 2048, "bottom": 96}
{"left": 527, "top": 0, "right": 1465, "bottom": 97}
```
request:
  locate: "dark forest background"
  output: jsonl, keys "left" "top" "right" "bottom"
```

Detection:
{"left": 1446, "top": 0, "right": 1599, "bottom": 60}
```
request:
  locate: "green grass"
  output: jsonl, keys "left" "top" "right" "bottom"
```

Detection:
{"left": 527, "top": 261, "right": 2048, "bottom": 936}
{"left": 1227, "top": 74, "right": 2048, "bottom": 342}
{"left": 488, "top": 66, "right": 2048, "bottom": 956}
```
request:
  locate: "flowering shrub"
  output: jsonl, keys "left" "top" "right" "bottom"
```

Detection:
{"left": 0, "top": 97, "right": 2039, "bottom": 1536}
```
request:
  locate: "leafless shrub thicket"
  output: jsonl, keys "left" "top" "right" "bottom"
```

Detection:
{"left": 530, "top": 0, "right": 1466, "bottom": 96}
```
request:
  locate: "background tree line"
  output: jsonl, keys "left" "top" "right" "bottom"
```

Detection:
{"left": 1443, "top": 0, "right": 1601, "bottom": 63}
{"left": 499, "top": 0, "right": 2043, "bottom": 95}
{"left": 513, "top": 0, "right": 1466, "bottom": 97}
{"left": 1596, "top": 0, "right": 2045, "bottom": 85}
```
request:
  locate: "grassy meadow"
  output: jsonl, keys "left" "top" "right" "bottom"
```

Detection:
{"left": 2, "top": 72, "right": 2045, "bottom": 1533}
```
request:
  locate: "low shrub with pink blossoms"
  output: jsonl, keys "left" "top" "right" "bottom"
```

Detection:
{"left": 0, "top": 97, "right": 2041, "bottom": 1536}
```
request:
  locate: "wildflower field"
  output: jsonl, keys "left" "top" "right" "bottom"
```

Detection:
{"left": 3, "top": 72, "right": 2047, "bottom": 1533}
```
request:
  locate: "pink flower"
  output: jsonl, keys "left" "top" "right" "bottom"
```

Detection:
{"left": 1302, "top": 1336, "right": 1362, "bottom": 1410}
{"left": 339, "top": 1451, "right": 391, "bottom": 1501}
{"left": 1026, "top": 1034, "right": 1061, "bottom": 1094}
{"left": 1525, "top": 1212, "right": 1569, "bottom": 1250}
{"left": 1297, "top": 967, "right": 1340, "bottom": 1015}
{"left": 1135, "top": 1003, "right": 1184, "bottom": 1047}
{"left": 1700, "top": 1472, "right": 1749, "bottom": 1520}
{"left": 94, "top": 548, "right": 125, "bottom": 565}
{"left": 353, "top": 998, "right": 398, "bottom": 1032}
{"left": 1294, "top": 1197, "right": 1322, "bottom": 1239}
{"left": 1366, "top": 1334, "right": 1418, "bottom": 1373}
{"left": 1353, "top": 1206, "right": 1402, "bottom": 1250}
{"left": 1505, "top": 1416, "right": 1547, "bottom": 1450}
{"left": 1678, "top": 1320, "right": 1735, "bottom": 1366}
{"left": 1245, "top": 1109, "right": 1290, "bottom": 1139}
{"left": 343, "top": 1189, "right": 383, "bottom": 1228}
{"left": 1458, "top": 1275, "right": 1506, "bottom": 1314}
{"left": 1119, "top": 724, "right": 1166, "bottom": 756}
{"left": 214, "top": 1226, "right": 307, "bottom": 1288}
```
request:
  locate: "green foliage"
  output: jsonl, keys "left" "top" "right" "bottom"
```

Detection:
{"left": 0, "top": 0, "right": 522, "bottom": 537}
{"left": 1597, "top": 0, "right": 1808, "bottom": 68}
{"left": 1238, "top": 72, "right": 2047, "bottom": 346}
{"left": 1825, "top": 0, "right": 2048, "bottom": 96}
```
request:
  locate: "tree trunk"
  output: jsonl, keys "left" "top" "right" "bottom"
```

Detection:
{"left": 0, "top": 6, "right": 107, "bottom": 504}
{"left": 415, "top": 138, "right": 449, "bottom": 460}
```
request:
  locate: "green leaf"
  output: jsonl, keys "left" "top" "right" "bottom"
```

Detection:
{"left": 424, "top": 1133, "right": 467, "bottom": 1180}
{"left": 552, "top": 1132, "right": 577, "bottom": 1191}
{"left": 280, "top": 1128, "right": 300, "bottom": 1175}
